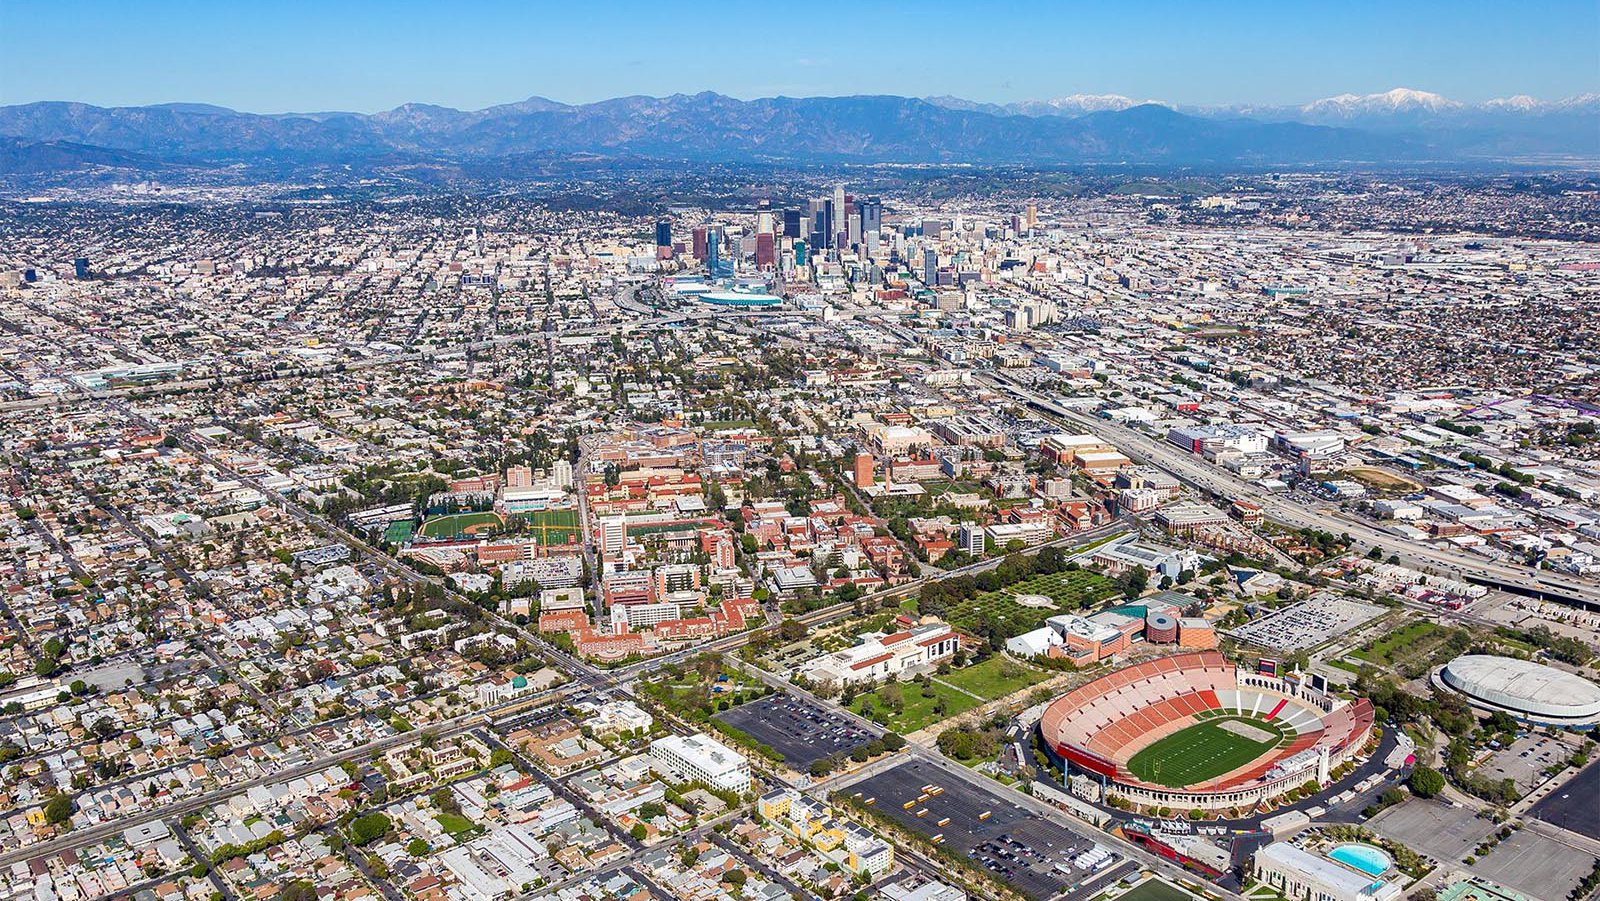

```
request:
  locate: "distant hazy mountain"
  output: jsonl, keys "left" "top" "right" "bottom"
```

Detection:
{"left": 1, "top": 89, "right": 1591, "bottom": 177}
{"left": 0, "top": 136, "right": 167, "bottom": 174}
{"left": 926, "top": 94, "right": 1167, "bottom": 117}
{"left": 934, "top": 87, "right": 1599, "bottom": 159}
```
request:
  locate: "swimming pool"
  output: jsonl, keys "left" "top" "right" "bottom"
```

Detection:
{"left": 1329, "top": 843, "right": 1392, "bottom": 877}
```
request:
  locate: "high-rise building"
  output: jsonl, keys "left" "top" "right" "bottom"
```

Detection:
{"left": 692, "top": 225, "right": 708, "bottom": 261}
{"left": 858, "top": 197, "right": 882, "bottom": 239}
{"left": 755, "top": 233, "right": 775, "bottom": 269}
{"left": 73, "top": 258, "right": 90, "bottom": 279}
{"left": 600, "top": 516, "right": 627, "bottom": 559}
{"left": 654, "top": 219, "right": 672, "bottom": 247}
{"left": 551, "top": 459, "right": 574, "bottom": 489}
{"left": 924, "top": 249, "right": 938, "bottom": 286}
{"left": 854, "top": 452, "right": 874, "bottom": 489}
{"left": 832, "top": 184, "right": 847, "bottom": 251}
{"left": 1025, "top": 203, "right": 1038, "bottom": 230}
{"left": 782, "top": 209, "right": 802, "bottom": 239}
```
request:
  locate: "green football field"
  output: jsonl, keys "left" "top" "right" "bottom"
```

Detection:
{"left": 1125, "top": 716, "right": 1288, "bottom": 787}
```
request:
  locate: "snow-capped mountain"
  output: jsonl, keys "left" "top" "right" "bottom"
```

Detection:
{"left": 923, "top": 94, "right": 1167, "bottom": 118}
{"left": 1012, "top": 94, "right": 1166, "bottom": 115}
{"left": 1483, "top": 95, "right": 1545, "bottom": 112}
{"left": 1301, "top": 88, "right": 1464, "bottom": 118}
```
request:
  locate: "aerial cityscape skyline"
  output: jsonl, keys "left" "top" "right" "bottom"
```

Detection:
{"left": 2, "top": 7, "right": 1599, "bottom": 901}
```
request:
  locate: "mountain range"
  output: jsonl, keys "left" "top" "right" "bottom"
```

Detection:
{"left": 1, "top": 88, "right": 1595, "bottom": 177}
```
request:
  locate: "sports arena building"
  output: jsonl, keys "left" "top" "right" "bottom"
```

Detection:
{"left": 1038, "top": 651, "right": 1375, "bottom": 811}
{"left": 1432, "top": 654, "right": 1600, "bottom": 729}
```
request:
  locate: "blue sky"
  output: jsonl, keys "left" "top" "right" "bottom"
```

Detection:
{"left": 3, "top": 0, "right": 1596, "bottom": 112}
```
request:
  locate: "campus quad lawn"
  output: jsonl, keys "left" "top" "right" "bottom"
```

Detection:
{"left": 417, "top": 511, "right": 504, "bottom": 539}
{"left": 945, "top": 570, "right": 1120, "bottom": 640}
{"left": 849, "top": 681, "right": 980, "bottom": 733}
{"left": 1124, "top": 716, "right": 1287, "bottom": 787}
{"left": 939, "top": 656, "right": 1049, "bottom": 701}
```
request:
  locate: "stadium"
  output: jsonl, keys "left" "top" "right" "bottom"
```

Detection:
{"left": 1432, "top": 654, "right": 1600, "bottom": 729}
{"left": 1038, "top": 651, "right": 1375, "bottom": 811}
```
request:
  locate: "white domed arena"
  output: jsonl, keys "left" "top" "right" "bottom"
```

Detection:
{"left": 1433, "top": 654, "right": 1600, "bottom": 728}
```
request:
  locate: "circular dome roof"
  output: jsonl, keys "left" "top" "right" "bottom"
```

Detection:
{"left": 1440, "top": 655, "right": 1600, "bottom": 722}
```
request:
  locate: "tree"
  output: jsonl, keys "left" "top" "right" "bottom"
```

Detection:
{"left": 350, "top": 812, "right": 392, "bottom": 845}
{"left": 722, "top": 869, "right": 747, "bottom": 887}
{"left": 1409, "top": 765, "right": 1445, "bottom": 799}
{"left": 44, "top": 794, "right": 73, "bottom": 826}
{"left": 407, "top": 838, "right": 430, "bottom": 857}
{"left": 630, "top": 823, "right": 648, "bottom": 841}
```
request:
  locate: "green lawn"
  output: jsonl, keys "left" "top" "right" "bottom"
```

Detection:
{"left": 1125, "top": 716, "right": 1287, "bottom": 787}
{"left": 849, "top": 681, "right": 981, "bottom": 733}
{"left": 1354, "top": 620, "right": 1438, "bottom": 664}
{"left": 946, "top": 570, "right": 1120, "bottom": 640}
{"left": 417, "top": 511, "right": 504, "bottom": 539}
{"left": 940, "top": 656, "right": 1049, "bottom": 701}
{"left": 1116, "top": 879, "right": 1207, "bottom": 901}
{"left": 434, "top": 813, "right": 477, "bottom": 837}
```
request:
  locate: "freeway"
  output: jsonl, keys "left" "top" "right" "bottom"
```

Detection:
{"left": 984, "top": 372, "right": 1600, "bottom": 607}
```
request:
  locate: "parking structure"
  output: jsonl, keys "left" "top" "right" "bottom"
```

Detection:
{"left": 714, "top": 693, "right": 879, "bottom": 768}
{"left": 850, "top": 760, "right": 1117, "bottom": 901}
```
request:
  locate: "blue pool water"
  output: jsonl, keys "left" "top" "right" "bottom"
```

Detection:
{"left": 1330, "top": 843, "right": 1392, "bottom": 876}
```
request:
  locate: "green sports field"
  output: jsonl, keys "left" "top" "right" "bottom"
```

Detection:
{"left": 417, "top": 511, "right": 504, "bottom": 539}
{"left": 1125, "top": 716, "right": 1289, "bottom": 787}
{"left": 514, "top": 508, "right": 581, "bottom": 545}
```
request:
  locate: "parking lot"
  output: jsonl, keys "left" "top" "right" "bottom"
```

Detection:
{"left": 1368, "top": 799, "right": 1496, "bottom": 863}
{"left": 1528, "top": 759, "right": 1600, "bottom": 841}
{"left": 851, "top": 760, "right": 1114, "bottom": 901}
{"left": 1225, "top": 593, "right": 1386, "bottom": 652}
{"left": 1478, "top": 732, "right": 1574, "bottom": 796}
{"left": 1469, "top": 828, "right": 1597, "bottom": 901}
{"left": 715, "top": 693, "right": 879, "bottom": 768}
